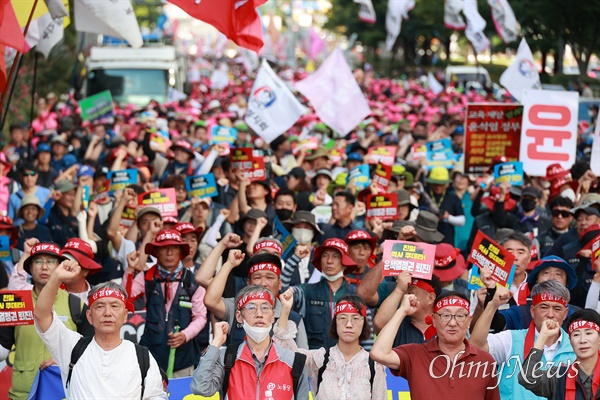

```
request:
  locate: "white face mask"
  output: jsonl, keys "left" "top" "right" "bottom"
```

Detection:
{"left": 242, "top": 319, "right": 272, "bottom": 344}
{"left": 292, "top": 228, "right": 314, "bottom": 245}
{"left": 321, "top": 270, "right": 345, "bottom": 282}
{"left": 561, "top": 188, "right": 576, "bottom": 202}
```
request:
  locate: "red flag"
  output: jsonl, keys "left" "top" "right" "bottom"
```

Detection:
{"left": 0, "top": 44, "right": 6, "bottom": 93}
{"left": 167, "top": 0, "right": 266, "bottom": 53}
{"left": 0, "top": 0, "right": 27, "bottom": 53}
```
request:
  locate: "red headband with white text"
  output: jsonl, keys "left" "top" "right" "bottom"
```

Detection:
{"left": 334, "top": 301, "right": 367, "bottom": 317}
{"left": 237, "top": 292, "right": 275, "bottom": 310}
{"left": 532, "top": 293, "right": 568, "bottom": 308}
{"left": 433, "top": 296, "right": 470, "bottom": 313}
{"left": 89, "top": 287, "right": 127, "bottom": 309}
{"left": 568, "top": 320, "right": 600, "bottom": 335}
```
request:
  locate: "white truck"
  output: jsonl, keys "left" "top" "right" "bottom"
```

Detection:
{"left": 85, "top": 45, "right": 186, "bottom": 107}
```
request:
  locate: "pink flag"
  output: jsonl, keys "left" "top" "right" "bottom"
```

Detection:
{"left": 308, "top": 28, "right": 324, "bottom": 60}
{"left": 295, "top": 47, "right": 371, "bottom": 135}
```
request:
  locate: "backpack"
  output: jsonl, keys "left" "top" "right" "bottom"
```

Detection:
{"left": 316, "top": 348, "right": 375, "bottom": 395}
{"left": 66, "top": 336, "right": 150, "bottom": 400}
{"left": 222, "top": 343, "right": 306, "bottom": 400}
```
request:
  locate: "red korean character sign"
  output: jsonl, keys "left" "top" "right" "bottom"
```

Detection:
{"left": 372, "top": 163, "right": 392, "bottom": 192}
{"left": 0, "top": 290, "right": 35, "bottom": 327}
{"left": 366, "top": 193, "right": 398, "bottom": 221}
{"left": 520, "top": 90, "right": 578, "bottom": 176}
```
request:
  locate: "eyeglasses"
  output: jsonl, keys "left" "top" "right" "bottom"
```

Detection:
{"left": 33, "top": 258, "right": 58, "bottom": 266}
{"left": 175, "top": 186, "right": 186, "bottom": 192}
{"left": 22, "top": 171, "right": 36, "bottom": 176}
{"left": 435, "top": 313, "right": 469, "bottom": 323}
{"left": 242, "top": 304, "right": 274, "bottom": 316}
{"left": 336, "top": 315, "right": 365, "bottom": 325}
{"left": 551, "top": 210, "right": 571, "bottom": 218}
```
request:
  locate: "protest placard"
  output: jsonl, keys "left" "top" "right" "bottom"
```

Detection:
{"left": 0, "top": 236, "right": 10, "bottom": 263}
{"left": 107, "top": 169, "right": 138, "bottom": 195}
{"left": 246, "top": 157, "right": 268, "bottom": 182}
{"left": 467, "top": 230, "right": 516, "bottom": 289}
{"left": 373, "top": 163, "right": 392, "bottom": 191}
{"left": 79, "top": 90, "right": 114, "bottom": 121}
{"left": 230, "top": 148, "right": 254, "bottom": 172}
{"left": 382, "top": 240, "right": 436, "bottom": 279}
{"left": 347, "top": 165, "right": 370, "bottom": 190}
{"left": 120, "top": 207, "right": 136, "bottom": 229}
{"left": 149, "top": 132, "right": 172, "bottom": 153}
{"left": 411, "top": 143, "right": 427, "bottom": 160}
{"left": 138, "top": 189, "right": 178, "bottom": 218}
{"left": 329, "top": 149, "right": 342, "bottom": 165}
{"left": 366, "top": 193, "right": 398, "bottom": 221}
{"left": 0, "top": 290, "right": 34, "bottom": 327}
{"left": 185, "top": 173, "right": 219, "bottom": 199}
{"left": 82, "top": 186, "right": 90, "bottom": 212}
{"left": 426, "top": 138, "right": 455, "bottom": 170}
{"left": 272, "top": 217, "right": 297, "bottom": 260}
{"left": 312, "top": 205, "right": 332, "bottom": 224}
{"left": 292, "top": 137, "right": 319, "bottom": 155}
{"left": 465, "top": 103, "right": 523, "bottom": 174}
{"left": 367, "top": 146, "right": 395, "bottom": 165}
{"left": 592, "top": 235, "right": 600, "bottom": 270}
{"left": 211, "top": 126, "right": 238, "bottom": 145}
{"left": 494, "top": 161, "right": 524, "bottom": 186}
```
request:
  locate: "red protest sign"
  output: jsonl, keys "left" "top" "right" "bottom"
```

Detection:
{"left": 382, "top": 240, "right": 436, "bottom": 279}
{"left": 138, "top": 188, "right": 178, "bottom": 218}
{"left": 464, "top": 104, "right": 522, "bottom": 174}
{"left": 0, "top": 290, "right": 34, "bottom": 327}
{"left": 367, "top": 146, "right": 395, "bottom": 165}
{"left": 366, "top": 193, "right": 398, "bottom": 221}
{"left": 373, "top": 163, "right": 392, "bottom": 191}
{"left": 230, "top": 148, "right": 254, "bottom": 172}
{"left": 246, "top": 156, "right": 267, "bottom": 182}
{"left": 468, "top": 230, "right": 516, "bottom": 288}
{"left": 292, "top": 137, "right": 319, "bottom": 155}
{"left": 592, "top": 235, "right": 600, "bottom": 270}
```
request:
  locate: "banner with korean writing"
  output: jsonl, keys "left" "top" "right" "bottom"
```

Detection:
{"left": 366, "top": 193, "right": 398, "bottom": 221}
{"left": 347, "top": 165, "right": 370, "bottom": 190}
{"left": 0, "top": 236, "right": 11, "bottom": 263}
{"left": 120, "top": 207, "right": 136, "bottom": 229}
{"left": 592, "top": 235, "right": 600, "bottom": 270}
{"left": 494, "top": 161, "right": 524, "bottom": 186}
{"left": 467, "top": 230, "right": 516, "bottom": 289}
{"left": 79, "top": 90, "right": 114, "bottom": 121}
{"left": 382, "top": 240, "right": 436, "bottom": 279}
{"left": 373, "top": 163, "right": 392, "bottom": 191}
{"left": 367, "top": 146, "right": 395, "bottom": 165}
{"left": 411, "top": 143, "right": 427, "bottom": 160}
{"left": 245, "top": 156, "right": 268, "bottom": 182}
{"left": 272, "top": 216, "right": 297, "bottom": 260}
{"left": 520, "top": 89, "right": 578, "bottom": 176}
{"left": 149, "top": 132, "right": 172, "bottom": 153}
{"left": 465, "top": 103, "right": 523, "bottom": 174}
{"left": 107, "top": 169, "right": 138, "bottom": 195}
{"left": 138, "top": 189, "right": 177, "bottom": 218}
{"left": 82, "top": 186, "right": 90, "bottom": 212}
{"left": 292, "top": 137, "right": 319, "bottom": 156}
{"left": 426, "top": 138, "right": 455, "bottom": 170}
{"left": 211, "top": 125, "right": 238, "bottom": 145}
{"left": 230, "top": 147, "right": 254, "bottom": 172}
{"left": 0, "top": 290, "right": 34, "bottom": 326}
{"left": 186, "top": 173, "right": 219, "bottom": 199}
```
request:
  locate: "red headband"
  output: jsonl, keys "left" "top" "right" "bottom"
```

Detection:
{"left": 433, "top": 296, "right": 470, "bottom": 313}
{"left": 568, "top": 320, "right": 600, "bottom": 335}
{"left": 89, "top": 287, "right": 126, "bottom": 309}
{"left": 334, "top": 301, "right": 367, "bottom": 317}
{"left": 411, "top": 279, "right": 435, "bottom": 294}
{"left": 532, "top": 293, "right": 568, "bottom": 308}
{"left": 237, "top": 292, "right": 274, "bottom": 310}
{"left": 248, "top": 262, "right": 280, "bottom": 277}
{"left": 253, "top": 240, "right": 283, "bottom": 255}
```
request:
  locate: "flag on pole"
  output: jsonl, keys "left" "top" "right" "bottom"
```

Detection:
{"left": 499, "top": 38, "right": 541, "bottom": 102}
{"left": 0, "top": 44, "right": 6, "bottom": 92}
{"left": 444, "top": 0, "right": 466, "bottom": 30}
{"left": 354, "top": 0, "right": 376, "bottom": 24}
{"left": 0, "top": 0, "right": 27, "bottom": 52}
{"left": 295, "top": 48, "right": 371, "bottom": 136}
{"left": 245, "top": 59, "right": 306, "bottom": 143}
{"left": 43, "top": 0, "right": 67, "bottom": 19}
{"left": 385, "top": 0, "right": 414, "bottom": 51}
{"left": 487, "top": 0, "right": 519, "bottom": 43}
{"left": 462, "top": 0, "right": 489, "bottom": 53}
{"left": 167, "top": 0, "right": 266, "bottom": 53}
{"left": 25, "top": 13, "right": 65, "bottom": 58}
{"left": 428, "top": 72, "right": 444, "bottom": 95}
{"left": 74, "top": 0, "right": 143, "bottom": 48}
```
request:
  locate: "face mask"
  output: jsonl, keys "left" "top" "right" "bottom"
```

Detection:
{"left": 561, "top": 188, "right": 576, "bottom": 202}
{"left": 242, "top": 319, "right": 272, "bottom": 344}
{"left": 292, "top": 228, "right": 314, "bottom": 245}
{"left": 521, "top": 198, "right": 537, "bottom": 212}
{"left": 322, "top": 270, "right": 344, "bottom": 282}
{"left": 276, "top": 209, "right": 293, "bottom": 222}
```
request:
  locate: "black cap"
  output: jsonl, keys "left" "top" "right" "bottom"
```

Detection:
{"left": 287, "top": 167, "right": 306, "bottom": 180}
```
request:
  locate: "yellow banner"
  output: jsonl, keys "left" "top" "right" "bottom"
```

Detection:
{"left": 11, "top": 0, "right": 70, "bottom": 28}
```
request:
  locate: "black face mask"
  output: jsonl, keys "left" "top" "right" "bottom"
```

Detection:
{"left": 521, "top": 198, "right": 537, "bottom": 212}
{"left": 275, "top": 209, "right": 293, "bottom": 221}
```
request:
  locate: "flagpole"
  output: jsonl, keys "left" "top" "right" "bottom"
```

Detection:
{"left": 0, "top": 0, "right": 40, "bottom": 132}
{"left": 27, "top": 52, "right": 39, "bottom": 161}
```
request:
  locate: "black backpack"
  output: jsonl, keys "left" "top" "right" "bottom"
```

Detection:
{"left": 222, "top": 343, "right": 306, "bottom": 400}
{"left": 316, "top": 348, "right": 375, "bottom": 395}
{"left": 66, "top": 336, "right": 150, "bottom": 400}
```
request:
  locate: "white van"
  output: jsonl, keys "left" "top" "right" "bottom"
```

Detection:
{"left": 444, "top": 65, "right": 492, "bottom": 88}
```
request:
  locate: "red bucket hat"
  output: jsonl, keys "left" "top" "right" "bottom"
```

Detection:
{"left": 62, "top": 238, "right": 102, "bottom": 273}
{"left": 171, "top": 139, "right": 195, "bottom": 156}
{"left": 544, "top": 163, "right": 570, "bottom": 182}
{"left": 345, "top": 230, "right": 378, "bottom": 250}
{"left": 433, "top": 243, "right": 466, "bottom": 282}
{"left": 312, "top": 238, "right": 358, "bottom": 274}
{"left": 482, "top": 186, "right": 517, "bottom": 212}
{"left": 144, "top": 229, "right": 190, "bottom": 261}
{"left": 0, "top": 215, "right": 18, "bottom": 246}
{"left": 174, "top": 222, "right": 204, "bottom": 240}
{"left": 24, "top": 242, "right": 66, "bottom": 275}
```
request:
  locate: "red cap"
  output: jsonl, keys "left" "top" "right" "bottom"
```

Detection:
{"left": 312, "top": 238, "right": 358, "bottom": 274}
{"left": 344, "top": 230, "right": 377, "bottom": 250}
{"left": 544, "top": 163, "right": 570, "bottom": 182}
{"left": 433, "top": 243, "right": 466, "bottom": 282}
{"left": 144, "top": 229, "right": 190, "bottom": 260}
{"left": 62, "top": 238, "right": 102, "bottom": 273}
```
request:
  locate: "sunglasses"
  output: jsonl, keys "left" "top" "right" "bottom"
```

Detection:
{"left": 22, "top": 171, "right": 36, "bottom": 176}
{"left": 551, "top": 210, "right": 571, "bottom": 218}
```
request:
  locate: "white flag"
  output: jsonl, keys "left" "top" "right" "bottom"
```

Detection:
{"left": 428, "top": 72, "right": 444, "bottom": 95}
{"left": 385, "top": 0, "right": 415, "bottom": 51}
{"left": 444, "top": 0, "right": 466, "bottom": 29}
{"left": 245, "top": 60, "right": 306, "bottom": 143}
{"left": 74, "top": 0, "right": 142, "bottom": 48}
{"left": 487, "top": 0, "right": 519, "bottom": 43}
{"left": 26, "top": 14, "right": 65, "bottom": 59}
{"left": 591, "top": 112, "right": 600, "bottom": 176}
{"left": 354, "top": 0, "right": 376, "bottom": 24}
{"left": 463, "top": 0, "right": 489, "bottom": 53}
{"left": 465, "top": 25, "right": 490, "bottom": 54}
{"left": 43, "top": 0, "right": 68, "bottom": 19}
{"left": 499, "top": 38, "right": 541, "bottom": 102}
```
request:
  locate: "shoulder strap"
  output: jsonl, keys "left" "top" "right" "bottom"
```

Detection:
{"left": 134, "top": 343, "right": 150, "bottom": 400}
{"left": 316, "top": 348, "right": 330, "bottom": 395}
{"left": 222, "top": 343, "right": 239, "bottom": 398}
{"left": 66, "top": 336, "right": 94, "bottom": 388}
{"left": 69, "top": 293, "right": 83, "bottom": 326}
{"left": 368, "top": 356, "right": 375, "bottom": 393}
{"left": 291, "top": 352, "right": 306, "bottom": 400}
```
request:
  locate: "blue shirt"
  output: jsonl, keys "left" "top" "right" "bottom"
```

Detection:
{"left": 7, "top": 186, "right": 52, "bottom": 225}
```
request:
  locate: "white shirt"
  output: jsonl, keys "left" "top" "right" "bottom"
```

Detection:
{"left": 36, "top": 311, "right": 167, "bottom": 400}
{"left": 487, "top": 328, "right": 564, "bottom": 363}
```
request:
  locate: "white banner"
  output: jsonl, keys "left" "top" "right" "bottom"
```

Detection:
{"left": 499, "top": 38, "right": 541, "bottom": 102}
{"left": 591, "top": 113, "right": 600, "bottom": 176}
{"left": 43, "top": 0, "right": 68, "bottom": 19}
{"left": 428, "top": 72, "right": 444, "bottom": 95}
{"left": 245, "top": 59, "right": 306, "bottom": 143}
{"left": 465, "top": 25, "right": 490, "bottom": 54}
{"left": 74, "top": 0, "right": 142, "bottom": 48}
{"left": 463, "top": 0, "right": 489, "bottom": 53}
{"left": 354, "top": 0, "right": 376, "bottom": 24}
{"left": 520, "top": 90, "right": 579, "bottom": 176}
{"left": 26, "top": 13, "right": 64, "bottom": 59}
{"left": 444, "top": 0, "right": 466, "bottom": 30}
{"left": 487, "top": 0, "right": 519, "bottom": 43}
{"left": 385, "top": 0, "right": 414, "bottom": 51}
